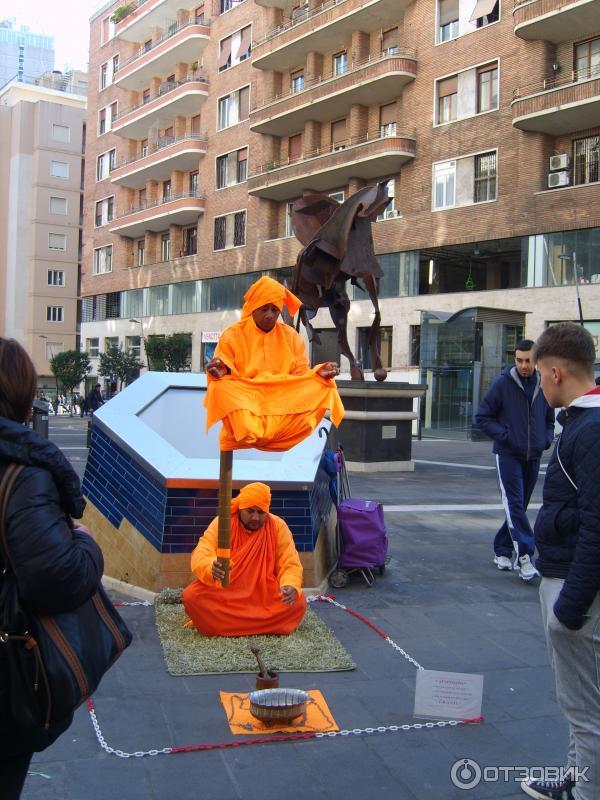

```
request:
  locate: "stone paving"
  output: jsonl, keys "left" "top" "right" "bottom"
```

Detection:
{"left": 21, "top": 428, "right": 567, "bottom": 800}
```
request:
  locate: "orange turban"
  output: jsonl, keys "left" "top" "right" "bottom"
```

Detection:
{"left": 241, "top": 276, "right": 302, "bottom": 320}
{"left": 231, "top": 482, "right": 271, "bottom": 514}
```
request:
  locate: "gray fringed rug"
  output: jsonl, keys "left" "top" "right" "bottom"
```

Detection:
{"left": 155, "top": 589, "right": 355, "bottom": 676}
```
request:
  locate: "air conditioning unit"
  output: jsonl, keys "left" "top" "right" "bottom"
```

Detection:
{"left": 549, "top": 153, "right": 570, "bottom": 171}
{"left": 548, "top": 170, "right": 570, "bottom": 189}
{"left": 384, "top": 208, "right": 400, "bottom": 219}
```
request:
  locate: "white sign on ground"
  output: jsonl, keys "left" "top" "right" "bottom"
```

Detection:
{"left": 414, "top": 669, "right": 483, "bottom": 721}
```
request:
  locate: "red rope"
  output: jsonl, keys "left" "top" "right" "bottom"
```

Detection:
{"left": 315, "top": 595, "right": 389, "bottom": 640}
{"left": 170, "top": 732, "right": 317, "bottom": 753}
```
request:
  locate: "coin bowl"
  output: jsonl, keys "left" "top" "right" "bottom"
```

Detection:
{"left": 248, "top": 688, "right": 309, "bottom": 725}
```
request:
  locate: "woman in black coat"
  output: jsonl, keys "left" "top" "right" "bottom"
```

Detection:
{"left": 0, "top": 338, "right": 104, "bottom": 799}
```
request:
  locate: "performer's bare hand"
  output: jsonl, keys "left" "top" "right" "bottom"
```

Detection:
{"left": 212, "top": 560, "right": 226, "bottom": 582}
{"left": 280, "top": 586, "right": 296, "bottom": 604}
{"left": 317, "top": 362, "right": 340, "bottom": 380}
{"left": 206, "top": 357, "right": 228, "bottom": 379}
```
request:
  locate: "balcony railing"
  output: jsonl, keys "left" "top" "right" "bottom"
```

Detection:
{"left": 250, "top": 127, "right": 414, "bottom": 176}
{"left": 115, "top": 132, "right": 208, "bottom": 169}
{"left": 114, "top": 75, "right": 208, "bottom": 121}
{"left": 251, "top": 48, "right": 416, "bottom": 111}
{"left": 253, "top": 0, "right": 352, "bottom": 48}
{"left": 116, "top": 190, "right": 205, "bottom": 219}
{"left": 116, "top": 16, "right": 209, "bottom": 72}
{"left": 513, "top": 62, "right": 600, "bottom": 100}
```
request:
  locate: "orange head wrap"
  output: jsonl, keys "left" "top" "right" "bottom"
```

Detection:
{"left": 231, "top": 482, "right": 271, "bottom": 515}
{"left": 241, "top": 276, "right": 302, "bottom": 320}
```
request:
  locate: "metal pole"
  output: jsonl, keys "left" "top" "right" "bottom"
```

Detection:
{"left": 216, "top": 449, "right": 233, "bottom": 587}
{"left": 573, "top": 252, "right": 584, "bottom": 325}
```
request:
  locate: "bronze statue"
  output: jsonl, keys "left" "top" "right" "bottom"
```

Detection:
{"left": 291, "top": 182, "right": 390, "bottom": 382}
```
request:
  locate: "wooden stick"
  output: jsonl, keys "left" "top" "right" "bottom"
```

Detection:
{"left": 216, "top": 449, "right": 233, "bottom": 588}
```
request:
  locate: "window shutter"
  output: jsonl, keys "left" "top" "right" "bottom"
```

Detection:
{"left": 379, "top": 103, "right": 396, "bottom": 125}
{"left": 236, "top": 25, "right": 251, "bottom": 59}
{"left": 438, "top": 76, "right": 458, "bottom": 97}
{"left": 238, "top": 86, "right": 250, "bottom": 120}
{"left": 331, "top": 118, "right": 346, "bottom": 145}
{"left": 439, "top": 0, "right": 459, "bottom": 25}
{"left": 219, "top": 36, "right": 232, "bottom": 69}
{"left": 237, "top": 146, "right": 248, "bottom": 162}
{"left": 382, "top": 27, "right": 398, "bottom": 50}
{"left": 289, "top": 133, "right": 302, "bottom": 160}
{"left": 470, "top": 0, "right": 498, "bottom": 21}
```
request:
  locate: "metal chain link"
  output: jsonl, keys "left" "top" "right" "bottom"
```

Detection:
{"left": 309, "top": 595, "right": 425, "bottom": 670}
{"left": 88, "top": 702, "right": 172, "bottom": 758}
{"left": 315, "top": 720, "right": 461, "bottom": 738}
{"left": 112, "top": 601, "right": 153, "bottom": 607}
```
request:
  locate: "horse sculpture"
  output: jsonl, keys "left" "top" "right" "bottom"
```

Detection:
{"left": 290, "top": 182, "right": 390, "bottom": 382}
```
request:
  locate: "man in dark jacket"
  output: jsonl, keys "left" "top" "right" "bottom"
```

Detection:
{"left": 520, "top": 323, "right": 600, "bottom": 800}
{"left": 476, "top": 339, "right": 555, "bottom": 581}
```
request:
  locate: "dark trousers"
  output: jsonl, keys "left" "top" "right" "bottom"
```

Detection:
{"left": 0, "top": 752, "right": 33, "bottom": 800}
{"left": 494, "top": 452, "right": 540, "bottom": 559}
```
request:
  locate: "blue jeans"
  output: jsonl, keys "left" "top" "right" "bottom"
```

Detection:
{"left": 494, "top": 452, "right": 540, "bottom": 559}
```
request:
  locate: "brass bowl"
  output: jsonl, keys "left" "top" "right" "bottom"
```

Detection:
{"left": 248, "top": 688, "right": 309, "bottom": 725}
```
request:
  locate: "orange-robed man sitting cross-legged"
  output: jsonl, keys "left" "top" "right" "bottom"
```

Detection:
{"left": 182, "top": 482, "right": 307, "bottom": 636}
{"left": 204, "top": 275, "right": 344, "bottom": 452}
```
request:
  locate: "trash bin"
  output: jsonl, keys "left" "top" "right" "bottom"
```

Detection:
{"left": 32, "top": 399, "right": 49, "bottom": 438}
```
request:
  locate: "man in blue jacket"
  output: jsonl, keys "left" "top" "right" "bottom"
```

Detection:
{"left": 476, "top": 339, "right": 555, "bottom": 581}
{"left": 520, "top": 323, "right": 600, "bottom": 800}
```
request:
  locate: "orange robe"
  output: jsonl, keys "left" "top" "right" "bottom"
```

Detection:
{"left": 182, "top": 512, "right": 307, "bottom": 637}
{"left": 204, "top": 316, "right": 344, "bottom": 451}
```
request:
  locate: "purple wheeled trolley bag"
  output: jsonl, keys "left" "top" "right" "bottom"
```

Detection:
{"left": 331, "top": 498, "right": 389, "bottom": 588}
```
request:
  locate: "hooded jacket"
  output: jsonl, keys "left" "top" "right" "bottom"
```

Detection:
{"left": 0, "top": 416, "right": 104, "bottom": 758}
{"left": 475, "top": 367, "right": 555, "bottom": 460}
{"left": 534, "top": 388, "right": 600, "bottom": 630}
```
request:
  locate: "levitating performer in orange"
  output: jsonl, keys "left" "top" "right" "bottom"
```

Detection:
{"left": 182, "top": 482, "right": 307, "bottom": 636}
{"left": 203, "top": 275, "right": 344, "bottom": 451}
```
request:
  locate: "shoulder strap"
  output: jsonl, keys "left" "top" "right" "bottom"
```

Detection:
{"left": 0, "top": 463, "right": 25, "bottom": 572}
{"left": 556, "top": 434, "right": 578, "bottom": 492}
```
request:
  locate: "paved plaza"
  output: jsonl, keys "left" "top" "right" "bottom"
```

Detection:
{"left": 22, "top": 419, "right": 567, "bottom": 800}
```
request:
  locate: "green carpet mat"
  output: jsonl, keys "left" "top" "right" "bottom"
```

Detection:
{"left": 155, "top": 589, "right": 355, "bottom": 676}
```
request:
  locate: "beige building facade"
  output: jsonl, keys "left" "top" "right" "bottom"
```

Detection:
{"left": 81, "top": 0, "right": 600, "bottom": 424}
{"left": 0, "top": 72, "right": 87, "bottom": 394}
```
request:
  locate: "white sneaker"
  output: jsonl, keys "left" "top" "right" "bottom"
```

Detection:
{"left": 493, "top": 555, "right": 512, "bottom": 571}
{"left": 518, "top": 555, "right": 539, "bottom": 581}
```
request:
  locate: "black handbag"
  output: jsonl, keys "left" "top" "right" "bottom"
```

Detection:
{"left": 0, "top": 463, "right": 132, "bottom": 731}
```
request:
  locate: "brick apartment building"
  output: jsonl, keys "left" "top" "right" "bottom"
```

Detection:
{"left": 82, "top": 0, "right": 600, "bottom": 431}
{"left": 0, "top": 71, "right": 87, "bottom": 396}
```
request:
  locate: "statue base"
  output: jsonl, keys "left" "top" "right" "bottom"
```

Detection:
{"left": 335, "top": 381, "right": 427, "bottom": 472}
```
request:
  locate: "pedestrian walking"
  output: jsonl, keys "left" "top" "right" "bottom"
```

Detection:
{"left": 87, "top": 384, "right": 104, "bottom": 414}
{"left": 476, "top": 339, "right": 555, "bottom": 580}
{"left": 520, "top": 322, "right": 600, "bottom": 800}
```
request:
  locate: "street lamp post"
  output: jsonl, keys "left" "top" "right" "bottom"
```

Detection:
{"left": 129, "top": 318, "right": 145, "bottom": 370}
{"left": 558, "top": 252, "right": 584, "bottom": 325}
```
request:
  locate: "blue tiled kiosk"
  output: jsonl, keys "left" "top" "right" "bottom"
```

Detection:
{"left": 81, "top": 373, "right": 335, "bottom": 592}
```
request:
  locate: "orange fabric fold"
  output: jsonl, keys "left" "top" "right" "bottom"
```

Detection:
{"left": 203, "top": 315, "right": 344, "bottom": 451}
{"left": 231, "top": 482, "right": 271, "bottom": 515}
{"left": 241, "top": 275, "right": 302, "bottom": 319}
{"left": 182, "top": 513, "right": 307, "bottom": 637}
{"left": 220, "top": 690, "right": 339, "bottom": 735}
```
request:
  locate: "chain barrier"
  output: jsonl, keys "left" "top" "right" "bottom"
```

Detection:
{"left": 87, "top": 595, "right": 482, "bottom": 758}
{"left": 112, "top": 601, "right": 153, "bottom": 607}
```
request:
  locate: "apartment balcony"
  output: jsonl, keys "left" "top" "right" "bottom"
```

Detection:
{"left": 250, "top": 51, "right": 416, "bottom": 137}
{"left": 110, "top": 133, "right": 208, "bottom": 189}
{"left": 115, "top": 0, "right": 196, "bottom": 43}
{"left": 114, "top": 19, "right": 210, "bottom": 91}
{"left": 252, "top": 0, "right": 410, "bottom": 72}
{"left": 112, "top": 76, "right": 209, "bottom": 140}
{"left": 513, "top": 0, "right": 600, "bottom": 43}
{"left": 247, "top": 130, "right": 415, "bottom": 201}
{"left": 512, "top": 67, "right": 600, "bottom": 134}
{"left": 109, "top": 191, "right": 205, "bottom": 238}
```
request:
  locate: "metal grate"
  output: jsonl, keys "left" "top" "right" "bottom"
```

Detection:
{"left": 573, "top": 136, "right": 599, "bottom": 186}
{"left": 474, "top": 151, "right": 497, "bottom": 203}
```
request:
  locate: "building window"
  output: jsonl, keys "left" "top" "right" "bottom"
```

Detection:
{"left": 376, "top": 180, "right": 396, "bottom": 220}
{"left": 288, "top": 133, "right": 302, "bottom": 163}
{"left": 96, "top": 150, "right": 116, "bottom": 181}
{"left": 51, "top": 160, "right": 69, "bottom": 178}
{"left": 142, "top": 88, "right": 151, "bottom": 104}
{"left": 47, "top": 269, "right": 64, "bottom": 286}
{"left": 575, "top": 37, "right": 600, "bottom": 81}
{"left": 573, "top": 136, "right": 600, "bottom": 185}
{"left": 52, "top": 124, "right": 70, "bottom": 143}
{"left": 46, "top": 306, "right": 64, "bottom": 323}
{"left": 291, "top": 70, "right": 304, "bottom": 93}
{"left": 48, "top": 233, "right": 66, "bottom": 251}
{"left": 381, "top": 27, "right": 399, "bottom": 55}
{"left": 437, "top": 76, "right": 458, "bottom": 123}
{"left": 219, "top": 24, "right": 251, "bottom": 71}
{"left": 101, "top": 15, "right": 115, "bottom": 43}
{"left": 214, "top": 211, "right": 246, "bottom": 250}
{"left": 474, "top": 151, "right": 497, "bottom": 203}
{"left": 216, "top": 147, "right": 249, "bottom": 188}
{"left": 93, "top": 245, "right": 112, "bottom": 275}
{"left": 86, "top": 338, "right": 100, "bottom": 357}
{"left": 161, "top": 233, "right": 170, "bottom": 261}
{"left": 105, "top": 337, "right": 119, "bottom": 352}
{"left": 285, "top": 201, "right": 295, "bottom": 237}
{"left": 126, "top": 336, "right": 141, "bottom": 357}
{"left": 357, "top": 326, "right": 392, "bottom": 370}
{"left": 477, "top": 64, "right": 498, "bottom": 113}
{"left": 329, "top": 191, "right": 345, "bottom": 203}
{"left": 191, "top": 114, "right": 201, "bottom": 134}
{"left": 45, "top": 341, "right": 63, "bottom": 360}
{"left": 196, "top": 4, "right": 205, "bottom": 23}
{"left": 98, "top": 108, "right": 106, "bottom": 134}
{"left": 162, "top": 180, "right": 172, "bottom": 202}
{"left": 95, "top": 196, "right": 114, "bottom": 226}
{"left": 473, "top": 0, "right": 499, "bottom": 28}
{"left": 333, "top": 51, "right": 348, "bottom": 76}
{"left": 137, "top": 239, "right": 145, "bottom": 266}
{"left": 217, "top": 86, "right": 250, "bottom": 130}
{"left": 112, "top": 54, "right": 119, "bottom": 76}
{"left": 100, "top": 62, "right": 108, "bottom": 89}
{"left": 409, "top": 325, "right": 420, "bottom": 366}
{"left": 49, "top": 196, "right": 67, "bottom": 215}
{"left": 331, "top": 118, "right": 347, "bottom": 151}
{"left": 433, "top": 160, "right": 456, "bottom": 209}
{"left": 189, "top": 171, "right": 199, "bottom": 194}
{"left": 183, "top": 227, "right": 197, "bottom": 256}
{"left": 438, "top": 0, "right": 459, "bottom": 42}
{"left": 379, "top": 103, "right": 397, "bottom": 136}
